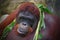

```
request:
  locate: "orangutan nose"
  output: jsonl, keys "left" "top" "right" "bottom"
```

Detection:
{"left": 23, "top": 23, "right": 26, "bottom": 26}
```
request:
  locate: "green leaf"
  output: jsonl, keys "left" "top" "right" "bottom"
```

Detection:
{"left": 38, "top": 33, "right": 43, "bottom": 39}
{"left": 37, "top": 4, "right": 52, "bottom": 14}
{"left": 0, "top": 20, "right": 15, "bottom": 40}
{"left": 33, "top": 3, "right": 50, "bottom": 40}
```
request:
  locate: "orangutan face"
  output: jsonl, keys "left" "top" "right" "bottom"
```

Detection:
{"left": 16, "top": 11, "right": 38, "bottom": 35}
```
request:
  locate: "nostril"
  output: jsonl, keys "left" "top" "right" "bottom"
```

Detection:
{"left": 22, "top": 23, "right": 26, "bottom": 26}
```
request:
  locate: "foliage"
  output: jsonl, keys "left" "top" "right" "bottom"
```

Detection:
{"left": 0, "top": 20, "right": 15, "bottom": 40}
{"left": 33, "top": 4, "right": 51, "bottom": 40}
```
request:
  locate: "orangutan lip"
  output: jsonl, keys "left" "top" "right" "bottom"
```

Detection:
{"left": 17, "top": 29, "right": 27, "bottom": 34}
{"left": 18, "top": 29, "right": 23, "bottom": 32}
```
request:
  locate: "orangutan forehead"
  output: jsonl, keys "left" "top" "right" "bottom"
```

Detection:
{"left": 17, "top": 11, "right": 36, "bottom": 20}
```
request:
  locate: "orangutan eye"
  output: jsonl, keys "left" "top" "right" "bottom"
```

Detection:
{"left": 18, "top": 17, "right": 34, "bottom": 26}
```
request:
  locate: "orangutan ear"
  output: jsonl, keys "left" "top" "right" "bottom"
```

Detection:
{"left": 28, "top": 27, "right": 33, "bottom": 33}
{"left": 13, "top": 24, "right": 19, "bottom": 30}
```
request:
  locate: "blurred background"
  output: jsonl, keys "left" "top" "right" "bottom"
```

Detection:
{"left": 0, "top": 0, "right": 60, "bottom": 22}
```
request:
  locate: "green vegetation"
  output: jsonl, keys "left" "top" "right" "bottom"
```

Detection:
{"left": 33, "top": 4, "right": 51, "bottom": 40}
{"left": 0, "top": 20, "right": 15, "bottom": 40}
